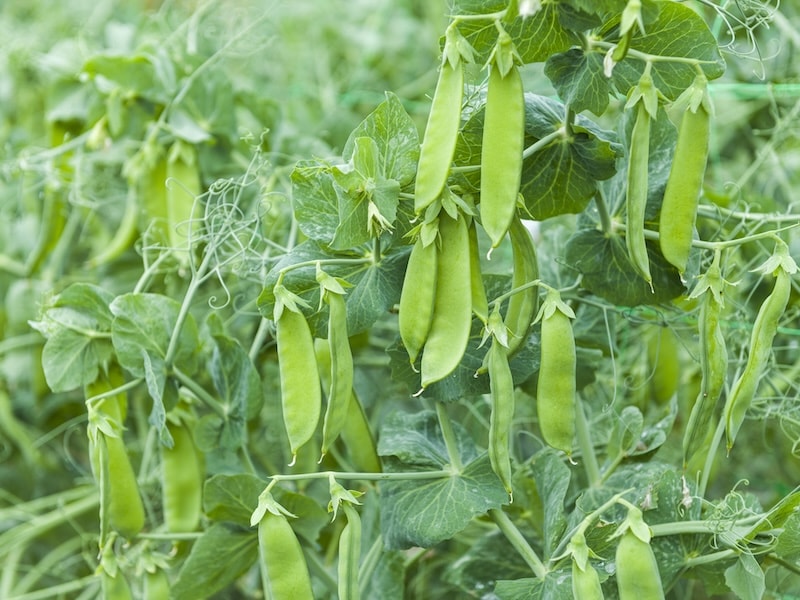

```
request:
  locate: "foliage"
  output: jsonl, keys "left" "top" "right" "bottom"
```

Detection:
{"left": 2, "top": 0, "right": 800, "bottom": 599}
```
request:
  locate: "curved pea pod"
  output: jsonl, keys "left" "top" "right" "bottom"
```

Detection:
{"left": 398, "top": 237, "right": 438, "bottom": 365}
{"left": 625, "top": 100, "right": 653, "bottom": 288}
{"left": 420, "top": 211, "right": 472, "bottom": 388}
{"left": 480, "top": 61, "right": 525, "bottom": 248}
{"left": 487, "top": 335, "right": 515, "bottom": 498}
{"left": 161, "top": 419, "right": 203, "bottom": 533}
{"left": 572, "top": 558, "right": 605, "bottom": 600}
{"left": 99, "top": 432, "right": 146, "bottom": 540}
{"left": 320, "top": 291, "right": 354, "bottom": 458}
{"left": 535, "top": 290, "right": 576, "bottom": 455}
{"left": 276, "top": 307, "right": 322, "bottom": 463}
{"left": 724, "top": 264, "right": 792, "bottom": 450}
{"left": 101, "top": 569, "right": 133, "bottom": 600}
{"left": 86, "top": 187, "right": 139, "bottom": 269}
{"left": 659, "top": 103, "right": 710, "bottom": 274}
{"left": 166, "top": 140, "right": 202, "bottom": 263}
{"left": 646, "top": 325, "right": 680, "bottom": 405}
{"left": 468, "top": 220, "right": 489, "bottom": 323}
{"left": 504, "top": 216, "right": 539, "bottom": 356}
{"left": 615, "top": 529, "right": 665, "bottom": 600}
{"left": 338, "top": 503, "right": 362, "bottom": 600}
{"left": 144, "top": 569, "right": 170, "bottom": 600}
{"left": 258, "top": 512, "right": 314, "bottom": 600}
{"left": 415, "top": 58, "right": 464, "bottom": 213}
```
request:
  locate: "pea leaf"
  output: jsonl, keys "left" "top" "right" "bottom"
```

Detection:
{"left": 170, "top": 522, "right": 258, "bottom": 600}
{"left": 378, "top": 410, "right": 507, "bottom": 549}
{"left": 494, "top": 570, "right": 574, "bottom": 600}
{"left": 544, "top": 48, "right": 612, "bottom": 115}
{"left": 724, "top": 553, "right": 765, "bottom": 600}
{"left": 291, "top": 161, "right": 341, "bottom": 243}
{"left": 531, "top": 450, "right": 570, "bottom": 558}
{"left": 444, "top": 532, "right": 533, "bottom": 596}
{"left": 204, "top": 473, "right": 266, "bottom": 526}
{"left": 564, "top": 228, "right": 684, "bottom": 306}
{"left": 775, "top": 510, "right": 800, "bottom": 562}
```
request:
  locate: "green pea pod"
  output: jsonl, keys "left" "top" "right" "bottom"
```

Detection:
{"left": 724, "top": 267, "right": 791, "bottom": 450}
{"left": 683, "top": 260, "right": 727, "bottom": 467}
{"left": 100, "top": 432, "right": 146, "bottom": 540}
{"left": 321, "top": 291, "right": 354, "bottom": 458}
{"left": 144, "top": 569, "right": 170, "bottom": 600}
{"left": 480, "top": 62, "right": 525, "bottom": 248}
{"left": 398, "top": 237, "right": 438, "bottom": 365}
{"left": 468, "top": 220, "right": 489, "bottom": 323}
{"left": 258, "top": 512, "right": 314, "bottom": 600}
{"left": 86, "top": 186, "right": 139, "bottom": 269}
{"left": 161, "top": 419, "right": 203, "bottom": 533}
{"left": 276, "top": 307, "right": 322, "bottom": 463}
{"left": 572, "top": 558, "right": 605, "bottom": 600}
{"left": 504, "top": 216, "right": 539, "bottom": 356}
{"left": 101, "top": 569, "right": 133, "bottom": 600}
{"left": 488, "top": 335, "right": 515, "bottom": 498}
{"left": 646, "top": 325, "right": 680, "bottom": 406}
{"left": 166, "top": 140, "right": 202, "bottom": 262}
{"left": 659, "top": 104, "right": 710, "bottom": 274}
{"left": 415, "top": 59, "right": 464, "bottom": 213}
{"left": 338, "top": 503, "right": 362, "bottom": 600}
{"left": 615, "top": 529, "right": 665, "bottom": 600}
{"left": 420, "top": 211, "right": 472, "bottom": 388}
{"left": 536, "top": 290, "right": 576, "bottom": 455}
{"left": 626, "top": 100, "right": 653, "bottom": 288}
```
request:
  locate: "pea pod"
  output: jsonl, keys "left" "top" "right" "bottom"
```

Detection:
{"left": 572, "top": 558, "right": 605, "bottom": 600}
{"left": 626, "top": 100, "right": 653, "bottom": 288}
{"left": 468, "top": 220, "right": 489, "bottom": 323}
{"left": 276, "top": 306, "right": 322, "bottom": 463}
{"left": 101, "top": 569, "right": 133, "bottom": 600}
{"left": 414, "top": 57, "right": 464, "bottom": 213}
{"left": 724, "top": 259, "right": 793, "bottom": 450}
{"left": 487, "top": 332, "right": 515, "bottom": 498}
{"left": 144, "top": 569, "right": 170, "bottom": 600}
{"left": 86, "top": 186, "right": 139, "bottom": 269}
{"left": 504, "top": 216, "right": 539, "bottom": 356}
{"left": 535, "top": 289, "right": 576, "bottom": 455}
{"left": 615, "top": 529, "right": 665, "bottom": 600}
{"left": 338, "top": 503, "right": 362, "bottom": 600}
{"left": 646, "top": 324, "right": 680, "bottom": 406}
{"left": 161, "top": 419, "right": 203, "bottom": 533}
{"left": 398, "top": 237, "right": 438, "bottom": 365}
{"left": 480, "top": 52, "right": 525, "bottom": 248}
{"left": 258, "top": 512, "right": 314, "bottom": 600}
{"left": 420, "top": 211, "right": 472, "bottom": 388}
{"left": 166, "top": 141, "right": 201, "bottom": 260}
{"left": 659, "top": 100, "right": 710, "bottom": 274}
{"left": 321, "top": 290, "right": 354, "bottom": 458}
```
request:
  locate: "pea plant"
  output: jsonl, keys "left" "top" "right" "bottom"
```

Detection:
{"left": 1, "top": 0, "right": 799, "bottom": 598}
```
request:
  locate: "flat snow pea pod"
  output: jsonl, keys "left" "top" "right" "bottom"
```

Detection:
{"left": 144, "top": 569, "right": 170, "bottom": 600}
{"left": 468, "top": 220, "right": 489, "bottom": 323}
{"left": 161, "top": 419, "right": 203, "bottom": 533}
{"left": 724, "top": 265, "right": 792, "bottom": 450}
{"left": 487, "top": 334, "right": 515, "bottom": 498}
{"left": 572, "top": 558, "right": 605, "bottom": 600}
{"left": 420, "top": 211, "right": 472, "bottom": 388}
{"left": 504, "top": 216, "right": 539, "bottom": 356}
{"left": 615, "top": 529, "right": 665, "bottom": 600}
{"left": 480, "top": 61, "right": 525, "bottom": 248}
{"left": 414, "top": 58, "right": 464, "bottom": 213}
{"left": 258, "top": 512, "right": 314, "bottom": 600}
{"left": 398, "top": 237, "right": 438, "bottom": 365}
{"left": 321, "top": 290, "right": 354, "bottom": 458}
{"left": 276, "top": 307, "right": 322, "bottom": 463}
{"left": 166, "top": 140, "right": 202, "bottom": 264}
{"left": 100, "top": 432, "right": 146, "bottom": 540}
{"left": 646, "top": 324, "right": 680, "bottom": 405}
{"left": 659, "top": 103, "right": 710, "bottom": 274}
{"left": 338, "top": 503, "right": 362, "bottom": 600}
{"left": 101, "top": 569, "right": 133, "bottom": 600}
{"left": 535, "top": 289, "right": 576, "bottom": 455}
{"left": 86, "top": 187, "right": 139, "bottom": 269}
{"left": 625, "top": 100, "right": 653, "bottom": 288}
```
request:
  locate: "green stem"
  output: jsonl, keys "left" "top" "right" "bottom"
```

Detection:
{"left": 0, "top": 255, "right": 28, "bottom": 277}
{"left": 248, "top": 318, "right": 271, "bottom": 363}
{"left": 436, "top": 402, "right": 464, "bottom": 472}
{"left": 278, "top": 256, "right": 373, "bottom": 279}
{"left": 698, "top": 415, "right": 726, "bottom": 499}
{"left": 594, "top": 191, "right": 614, "bottom": 236}
{"left": 170, "top": 367, "right": 226, "bottom": 418}
{"left": 12, "top": 536, "right": 85, "bottom": 595}
{"left": 137, "top": 532, "right": 203, "bottom": 541}
{"left": 0, "top": 333, "right": 43, "bottom": 356}
{"left": 683, "top": 549, "right": 736, "bottom": 569}
{"left": 696, "top": 204, "right": 800, "bottom": 223}
{"left": 490, "top": 508, "right": 548, "bottom": 579}
{"left": 522, "top": 129, "right": 563, "bottom": 160}
{"left": 6, "top": 575, "right": 99, "bottom": 600}
{"left": 269, "top": 470, "right": 451, "bottom": 483}
{"left": 489, "top": 279, "right": 541, "bottom": 309}
{"left": 574, "top": 394, "right": 601, "bottom": 487}
{"left": 766, "top": 553, "right": 800, "bottom": 577}
{"left": 358, "top": 535, "right": 384, "bottom": 597}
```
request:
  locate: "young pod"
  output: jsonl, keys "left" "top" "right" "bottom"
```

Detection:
{"left": 625, "top": 100, "right": 653, "bottom": 288}
{"left": 258, "top": 513, "right": 314, "bottom": 600}
{"left": 468, "top": 220, "right": 489, "bottom": 324}
{"left": 338, "top": 503, "right": 362, "bottom": 600}
{"left": 504, "top": 216, "right": 539, "bottom": 356}
{"left": 572, "top": 558, "right": 605, "bottom": 600}
{"left": 487, "top": 335, "right": 515, "bottom": 497}
{"left": 615, "top": 529, "right": 665, "bottom": 600}
{"left": 161, "top": 419, "right": 203, "bottom": 533}
{"left": 398, "top": 238, "right": 438, "bottom": 365}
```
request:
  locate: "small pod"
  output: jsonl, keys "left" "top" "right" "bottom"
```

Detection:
{"left": 338, "top": 503, "right": 362, "bottom": 600}
{"left": 276, "top": 308, "right": 322, "bottom": 462}
{"left": 504, "top": 216, "right": 539, "bottom": 356}
{"left": 572, "top": 558, "right": 605, "bottom": 600}
{"left": 468, "top": 220, "right": 489, "bottom": 324}
{"left": 659, "top": 104, "right": 710, "bottom": 274}
{"left": 415, "top": 59, "right": 464, "bottom": 213}
{"left": 398, "top": 238, "right": 438, "bottom": 365}
{"left": 536, "top": 291, "right": 576, "bottom": 455}
{"left": 615, "top": 529, "right": 665, "bottom": 600}
{"left": 420, "top": 211, "right": 473, "bottom": 388}
{"left": 100, "top": 432, "right": 146, "bottom": 540}
{"left": 258, "top": 513, "right": 314, "bottom": 600}
{"left": 101, "top": 569, "right": 133, "bottom": 600}
{"left": 487, "top": 336, "right": 515, "bottom": 497}
{"left": 625, "top": 100, "right": 653, "bottom": 287}
{"left": 321, "top": 291, "right": 354, "bottom": 458}
{"left": 166, "top": 140, "right": 202, "bottom": 264}
{"left": 480, "top": 61, "right": 525, "bottom": 248}
{"left": 161, "top": 419, "right": 203, "bottom": 533}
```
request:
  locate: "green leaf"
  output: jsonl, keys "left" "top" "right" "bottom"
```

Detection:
{"left": 378, "top": 410, "right": 507, "bottom": 549}
{"left": 531, "top": 450, "right": 570, "bottom": 558}
{"left": 610, "top": 1, "right": 725, "bottom": 100}
{"left": 564, "top": 228, "right": 684, "bottom": 306}
{"left": 291, "top": 161, "right": 341, "bottom": 244}
{"left": 170, "top": 522, "right": 258, "bottom": 600}
{"left": 724, "top": 553, "right": 765, "bottom": 600}
{"left": 544, "top": 48, "right": 612, "bottom": 115}
{"left": 775, "top": 510, "right": 800, "bottom": 562}
{"left": 204, "top": 473, "right": 266, "bottom": 526}
{"left": 494, "top": 570, "right": 574, "bottom": 600}
{"left": 342, "top": 92, "right": 419, "bottom": 187}
{"left": 444, "top": 531, "right": 533, "bottom": 596}
{"left": 142, "top": 350, "right": 170, "bottom": 444}
{"left": 83, "top": 51, "right": 175, "bottom": 104}
{"left": 209, "top": 334, "right": 263, "bottom": 421}
{"left": 109, "top": 293, "right": 200, "bottom": 377}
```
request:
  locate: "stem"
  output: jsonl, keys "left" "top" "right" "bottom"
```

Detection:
{"left": 248, "top": 318, "right": 271, "bottom": 363}
{"left": 489, "top": 279, "right": 541, "bottom": 308}
{"left": 358, "top": 535, "right": 384, "bottom": 597}
{"left": 0, "top": 255, "right": 28, "bottom": 277}
{"left": 489, "top": 508, "right": 548, "bottom": 579}
{"left": 696, "top": 204, "right": 800, "bottom": 223}
{"left": 574, "top": 394, "right": 601, "bottom": 487}
{"left": 6, "top": 575, "right": 98, "bottom": 600}
{"left": 170, "top": 367, "right": 226, "bottom": 418}
{"left": 0, "top": 333, "right": 43, "bottom": 357}
{"left": 278, "top": 256, "right": 373, "bottom": 279}
{"left": 137, "top": 532, "right": 203, "bottom": 541}
{"left": 436, "top": 402, "right": 464, "bottom": 472}
{"left": 594, "top": 191, "right": 614, "bottom": 236}
{"left": 522, "top": 129, "right": 563, "bottom": 160}
{"left": 269, "top": 470, "right": 451, "bottom": 483}
{"left": 683, "top": 549, "right": 736, "bottom": 569}
{"left": 698, "top": 415, "right": 726, "bottom": 498}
